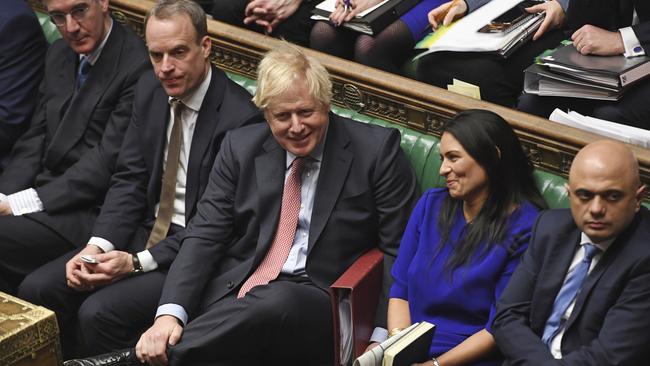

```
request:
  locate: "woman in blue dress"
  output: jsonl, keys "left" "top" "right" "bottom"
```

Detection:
{"left": 386, "top": 109, "right": 547, "bottom": 365}
{"left": 310, "top": 0, "right": 444, "bottom": 73}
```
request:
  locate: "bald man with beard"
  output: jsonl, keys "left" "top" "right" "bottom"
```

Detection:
{"left": 493, "top": 140, "right": 650, "bottom": 365}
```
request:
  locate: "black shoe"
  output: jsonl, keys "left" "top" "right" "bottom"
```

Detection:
{"left": 63, "top": 348, "right": 140, "bottom": 366}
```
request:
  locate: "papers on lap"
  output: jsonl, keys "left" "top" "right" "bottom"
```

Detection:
{"left": 312, "top": 0, "right": 419, "bottom": 35}
{"left": 414, "top": 0, "right": 544, "bottom": 59}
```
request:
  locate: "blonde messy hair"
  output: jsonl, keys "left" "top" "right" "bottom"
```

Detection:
{"left": 253, "top": 42, "right": 332, "bottom": 110}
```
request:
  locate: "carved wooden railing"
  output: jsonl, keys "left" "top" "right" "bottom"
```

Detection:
{"left": 31, "top": 0, "right": 650, "bottom": 199}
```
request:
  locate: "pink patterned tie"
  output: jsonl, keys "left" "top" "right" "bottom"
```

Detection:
{"left": 238, "top": 157, "right": 305, "bottom": 298}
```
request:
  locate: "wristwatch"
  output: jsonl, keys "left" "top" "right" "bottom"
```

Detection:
{"left": 131, "top": 253, "right": 143, "bottom": 274}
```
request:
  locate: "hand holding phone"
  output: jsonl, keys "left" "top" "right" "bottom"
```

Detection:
{"left": 80, "top": 255, "right": 98, "bottom": 264}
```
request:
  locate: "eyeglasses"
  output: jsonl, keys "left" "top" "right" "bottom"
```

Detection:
{"left": 48, "top": 3, "right": 91, "bottom": 27}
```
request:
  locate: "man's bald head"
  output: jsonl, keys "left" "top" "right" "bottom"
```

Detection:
{"left": 567, "top": 140, "right": 645, "bottom": 243}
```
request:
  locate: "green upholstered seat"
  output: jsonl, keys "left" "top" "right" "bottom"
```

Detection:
{"left": 36, "top": 12, "right": 61, "bottom": 44}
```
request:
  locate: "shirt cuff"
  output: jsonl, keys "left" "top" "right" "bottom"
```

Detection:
{"left": 7, "top": 188, "right": 44, "bottom": 215}
{"left": 156, "top": 304, "right": 188, "bottom": 326}
{"left": 620, "top": 26, "right": 645, "bottom": 57}
{"left": 138, "top": 250, "right": 158, "bottom": 272}
{"left": 0, "top": 193, "right": 7, "bottom": 202}
{"left": 370, "top": 327, "right": 388, "bottom": 343}
{"left": 88, "top": 237, "right": 115, "bottom": 253}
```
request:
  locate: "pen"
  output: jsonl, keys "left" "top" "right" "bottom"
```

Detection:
{"left": 343, "top": 0, "right": 351, "bottom": 13}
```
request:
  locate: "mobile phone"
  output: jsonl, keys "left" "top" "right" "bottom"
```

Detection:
{"left": 479, "top": 0, "right": 544, "bottom": 33}
{"left": 80, "top": 255, "right": 98, "bottom": 264}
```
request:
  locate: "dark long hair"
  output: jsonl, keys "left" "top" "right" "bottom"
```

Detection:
{"left": 436, "top": 109, "right": 547, "bottom": 274}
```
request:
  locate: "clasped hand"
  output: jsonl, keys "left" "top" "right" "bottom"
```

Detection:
{"left": 244, "top": 0, "right": 302, "bottom": 34}
{"left": 65, "top": 245, "right": 134, "bottom": 291}
{"left": 572, "top": 24, "right": 625, "bottom": 56}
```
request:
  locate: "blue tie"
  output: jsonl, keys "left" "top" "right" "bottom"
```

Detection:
{"left": 76, "top": 57, "right": 91, "bottom": 91}
{"left": 542, "top": 243, "right": 601, "bottom": 346}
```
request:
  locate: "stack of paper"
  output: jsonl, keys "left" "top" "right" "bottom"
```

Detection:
{"left": 414, "top": 0, "right": 544, "bottom": 59}
{"left": 549, "top": 109, "right": 650, "bottom": 148}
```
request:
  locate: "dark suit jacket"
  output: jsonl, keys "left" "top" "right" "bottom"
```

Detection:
{"left": 566, "top": 0, "right": 650, "bottom": 50}
{"left": 493, "top": 208, "right": 650, "bottom": 365}
{"left": 91, "top": 67, "right": 263, "bottom": 267}
{"left": 0, "top": 20, "right": 150, "bottom": 245}
{"left": 159, "top": 114, "right": 418, "bottom": 326}
{"left": 0, "top": 0, "right": 46, "bottom": 164}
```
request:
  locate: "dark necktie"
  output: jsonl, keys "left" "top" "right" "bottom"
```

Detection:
{"left": 238, "top": 157, "right": 306, "bottom": 298}
{"left": 542, "top": 243, "right": 601, "bottom": 345}
{"left": 76, "top": 56, "right": 91, "bottom": 91}
{"left": 145, "top": 99, "right": 184, "bottom": 249}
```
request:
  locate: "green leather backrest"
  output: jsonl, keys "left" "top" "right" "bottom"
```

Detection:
{"left": 226, "top": 72, "right": 571, "bottom": 208}
{"left": 36, "top": 12, "right": 61, "bottom": 44}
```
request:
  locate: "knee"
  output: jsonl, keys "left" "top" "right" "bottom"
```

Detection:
{"left": 18, "top": 271, "right": 54, "bottom": 304}
{"left": 354, "top": 36, "right": 378, "bottom": 65}
{"left": 77, "top": 294, "right": 109, "bottom": 326}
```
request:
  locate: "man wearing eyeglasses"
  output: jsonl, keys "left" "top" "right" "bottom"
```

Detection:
{"left": 0, "top": 0, "right": 149, "bottom": 294}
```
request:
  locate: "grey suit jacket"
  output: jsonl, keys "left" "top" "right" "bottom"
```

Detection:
{"left": 159, "top": 114, "right": 418, "bottom": 327}
{"left": 0, "top": 21, "right": 150, "bottom": 245}
{"left": 91, "top": 67, "right": 263, "bottom": 267}
{"left": 493, "top": 208, "right": 650, "bottom": 365}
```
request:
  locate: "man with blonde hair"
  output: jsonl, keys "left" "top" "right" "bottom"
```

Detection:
{"left": 75, "top": 42, "right": 417, "bottom": 365}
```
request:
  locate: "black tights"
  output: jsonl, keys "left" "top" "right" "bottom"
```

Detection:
{"left": 310, "top": 20, "right": 415, "bottom": 74}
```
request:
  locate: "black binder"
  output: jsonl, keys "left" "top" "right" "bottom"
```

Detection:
{"left": 312, "top": 0, "right": 420, "bottom": 35}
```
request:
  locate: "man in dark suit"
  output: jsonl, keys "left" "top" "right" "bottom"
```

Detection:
{"left": 493, "top": 140, "right": 650, "bottom": 365}
{"left": 517, "top": 0, "right": 650, "bottom": 129}
{"left": 75, "top": 42, "right": 417, "bottom": 366}
{"left": 0, "top": 0, "right": 149, "bottom": 294}
{"left": 211, "top": 0, "right": 314, "bottom": 46}
{"left": 0, "top": 0, "right": 46, "bottom": 169}
{"left": 18, "top": 0, "right": 262, "bottom": 359}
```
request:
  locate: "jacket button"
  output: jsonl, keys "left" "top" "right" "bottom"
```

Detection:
{"left": 227, "top": 281, "right": 234, "bottom": 289}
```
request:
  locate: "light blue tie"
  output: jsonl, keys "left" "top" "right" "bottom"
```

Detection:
{"left": 542, "top": 243, "right": 601, "bottom": 346}
{"left": 76, "top": 57, "right": 91, "bottom": 91}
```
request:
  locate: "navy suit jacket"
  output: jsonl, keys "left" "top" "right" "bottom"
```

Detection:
{"left": 91, "top": 67, "right": 263, "bottom": 267}
{"left": 0, "top": 0, "right": 46, "bottom": 164}
{"left": 493, "top": 208, "right": 650, "bottom": 365}
{"left": 158, "top": 114, "right": 418, "bottom": 326}
{"left": 0, "top": 21, "right": 150, "bottom": 245}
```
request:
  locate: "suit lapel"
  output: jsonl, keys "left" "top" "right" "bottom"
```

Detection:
{"left": 145, "top": 85, "right": 171, "bottom": 210}
{"left": 185, "top": 67, "right": 227, "bottom": 219}
{"left": 45, "top": 23, "right": 125, "bottom": 168}
{"left": 308, "top": 115, "right": 353, "bottom": 253}
{"left": 253, "top": 135, "right": 285, "bottom": 264}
